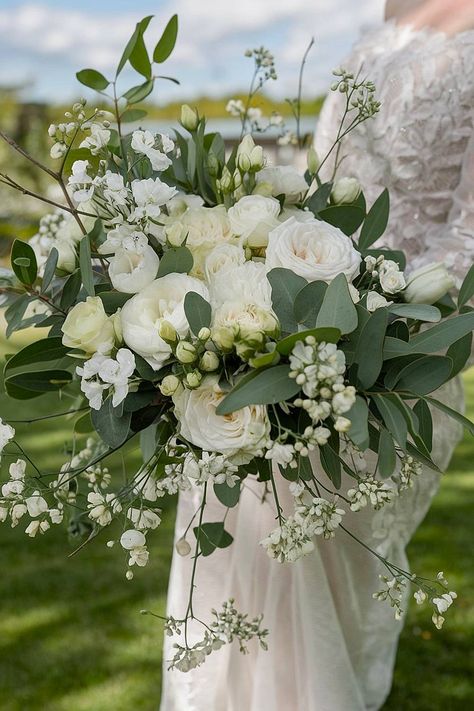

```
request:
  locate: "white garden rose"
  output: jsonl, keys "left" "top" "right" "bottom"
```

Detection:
{"left": 121, "top": 273, "right": 209, "bottom": 370}
{"left": 204, "top": 243, "right": 246, "bottom": 282}
{"left": 228, "top": 195, "right": 280, "bottom": 248}
{"left": 62, "top": 296, "right": 116, "bottom": 354}
{"left": 366, "top": 291, "right": 392, "bottom": 311}
{"left": 265, "top": 217, "right": 361, "bottom": 283}
{"left": 172, "top": 375, "right": 270, "bottom": 464}
{"left": 379, "top": 260, "right": 406, "bottom": 294}
{"left": 213, "top": 301, "right": 279, "bottom": 340}
{"left": 404, "top": 262, "right": 455, "bottom": 304}
{"left": 109, "top": 245, "right": 159, "bottom": 294}
{"left": 210, "top": 261, "right": 272, "bottom": 309}
{"left": 279, "top": 207, "right": 315, "bottom": 224}
{"left": 256, "top": 166, "right": 308, "bottom": 204}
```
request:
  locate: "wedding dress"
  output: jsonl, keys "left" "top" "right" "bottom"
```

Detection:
{"left": 160, "top": 21, "right": 474, "bottom": 711}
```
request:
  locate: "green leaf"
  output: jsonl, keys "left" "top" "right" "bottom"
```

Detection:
{"left": 60, "top": 270, "right": 82, "bottom": 311}
{"left": 41, "top": 247, "right": 58, "bottom": 292}
{"left": 377, "top": 428, "right": 396, "bottom": 478}
{"left": 355, "top": 307, "right": 388, "bottom": 388}
{"left": 447, "top": 332, "right": 472, "bottom": 378}
{"left": 276, "top": 327, "right": 341, "bottom": 356}
{"left": 408, "top": 313, "right": 474, "bottom": 353}
{"left": 372, "top": 393, "right": 408, "bottom": 449}
{"left": 249, "top": 348, "right": 280, "bottom": 369}
{"left": 305, "top": 182, "right": 332, "bottom": 215}
{"left": 316, "top": 273, "right": 358, "bottom": 334}
{"left": 425, "top": 396, "right": 474, "bottom": 436}
{"left": 384, "top": 354, "right": 425, "bottom": 390}
{"left": 413, "top": 399, "right": 433, "bottom": 451}
{"left": 293, "top": 280, "right": 327, "bottom": 326}
{"left": 76, "top": 68, "right": 109, "bottom": 90}
{"left": 91, "top": 398, "right": 132, "bottom": 448}
{"left": 383, "top": 336, "right": 412, "bottom": 360}
{"left": 216, "top": 365, "right": 301, "bottom": 415}
{"left": 5, "top": 370, "right": 72, "bottom": 399}
{"left": 123, "top": 79, "right": 154, "bottom": 104}
{"left": 184, "top": 292, "right": 212, "bottom": 335}
{"left": 129, "top": 32, "right": 152, "bottom": 79}
{"left": 116, "top": 16, "right": 153, "bottom": 76}
{"left": 364, "top": 248, "right": 406, "bottom": 270}
{"left": 267, "top": 268, "right": 307, "bottom": 333}
{"left": 193, "top": 521, "right": 233, "bottom": 557}
{"left": 347, "top": 396, "right": 369, "bottom": 450}
{"left": 358, "top": 188, "right": 389, "bottom": 250}
{"left": 79, "top": 235, "right": 94, "bottom": 297}
{"left": 320, "top": 439, "right": 341, "bottom": 488}
{"left": 214, "top": 481, "right": 241, "bottom": 508}
{"left": 394, "top": 355, "right": 453, "bottom": 395}
{"left": 11, "top": 239, "right": 37, "bottom": 285}
{"left": 120, "top": 109, "right": 148, "bottom": 123}
{"left": 98, "top": 291, "right": 131, "bottom": 314}
{"left": 4, "top": 337, "right": 68, "bottom": 376}
{"left": 458, "top": 264, "right": 474, "bottom": 308}
{"left": 318, "top": 205, "right": 365, "bottom": 236}
{"left": 74, "top": 411, "right": 94, "bottom": 435}
{"left": 389, "top": 303, "right": 441, "bottom": 322}
{"left": 153, "top": 14, "right": 178, "bottom": 63}
{"left": 157, "top": 246, "right": 193, "bottom": 277}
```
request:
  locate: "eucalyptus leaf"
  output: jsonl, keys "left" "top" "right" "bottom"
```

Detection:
{"left": 408, "top": 313, "right": 474, "bottom": 353}
{"left": 294, "top": 280, "right": 327, "bottom": 326}
{"left": 120, "top": 109, "right": 148, "bottom": 123}
{"left": 305, "top": 182, "right": 332, "bottom": 215}
{"left": 318, "top": 205, "right": 365, "bottom": 236}
{"left": 413, "top": 399, "right": 433, "bottom": 451}
{"left": 358, "top": 188, "right": 389, "bottom": 250}
{"left": 184, "top": 292, "right": 212, "bottom": 335}
{"left": 91, "top": 397, "right": 132, "bottom": 448}
{"left": 377, "top": 428, "right": 396, "bottom": 479}
{"left": 157, "top": 246, "right": 193, "bottom": 277}
{"left": 4, "top": 337, "right": 68, "bottom": 376}
{"left": 60, "top": 270, "right": 82, "bottom": 311}
{"left": 76, "top": 68, "right": 109, "bottom": 90}
{"left": 389, "top": 303, "right": 441, "bottom": 322}
{"left": 355, "top": 307, "right": 388, "bottom": 388}
{"left": 193, "top": 521, "right": 233, "bottom": 556}
{"left": 214, "top": 481, "right": 241, "bottom": 508}
{"left": 5, "top": 369, "right": 73, "bottom": 399}
{"left": 458, "top": 264, "right": 474, "bottom": 308}
{"left": 216, "top": 365, "right": 301, "bottom": 415}
{"left": 347, "top": 396, "right": 369, "bottom": 450}
{"left": 424, "top": 396, "right": 474, "bottom": 436}
{"left": 123, "top": 80, "right": 154, "bottom": 104}
{"left": 447, "top": 332, "right": 472, "bottom": 378}
{"left": 153, "top": 14, "right": 178, "bottom": 63}
{"left": 11, "top": 239, "right": 37, "bottom": 285}
{"left": 372, "top": 393, "right": 408, "bottom": 449}
{"left": 267, "top": 268, "right": 307, "bottom": 333}
{"left": 316, "top": 273, "right": 358, "bottom": 334}
{"left": 79, "top": 235, "right": 94, "bottom": 297}
{"left": 394, "top": 355, "right": 453, "bottom": 395}
{"left": 41, "top": 248, "right": 58, "bottom": 292}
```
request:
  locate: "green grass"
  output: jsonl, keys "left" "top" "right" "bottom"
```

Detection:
{"left": 0, "top": 329, "right": 473, "bottom": 710}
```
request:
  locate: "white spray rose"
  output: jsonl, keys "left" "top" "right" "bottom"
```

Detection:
{"left": 256, "top": 166, "right": 308, "bottom": 204}
{"left": 210, "top": 261, "right": 272, "bottom": 309}
{"left": 204, "top": 243, "right": 246, "bottom": 282}
{"left": 109, "top": 245, "right": 159, "bottom": 294}
{"left": 228, "top": 195, "right": 280, "bottom": 248}
{"left": 366, "top": 291, "right": 392, "bottom": 311}
{"left": 379, "top": 260, "right": 406, "bottom": 294}
{"left": 121, "top": 273, "right": 209, "bottom": 370}
{"left": 62, "top": 296, "right": 116, "bottom": 354}
{"left": 404, "top": 263, "right": 455, "bottom": 304}
{"left": 266, "top": 217, "right": 361, "bottom": 283}
{"left": 173, "top": 375, "right": 270, "bottom": 464}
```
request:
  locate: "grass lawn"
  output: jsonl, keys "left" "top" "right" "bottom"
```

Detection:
{"left": 0, "top": 329, "right": 472, "bottom": 710}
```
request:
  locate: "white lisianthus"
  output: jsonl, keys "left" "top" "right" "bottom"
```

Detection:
{"left": 172, "top": 375, "right": 270, "bottom": 464}
{"left": 331, "top": 177, "right": 361, "bottom": 205}
{"left": 62, "top": 296, "right": 116, "bottom": 355}
{"left": 266, "top": 217, "right": 361, "bottom": 283}
{"left": 80, "top": 124, "right": 111, "bottom": 154}
{"left": 204, "top": 243, "right": 246, "bottom": 282}
{"left": 404, "top": 262, "right": 455, "bottom": 304}
{"left": 109, "top": 244, "right": 159, "bottom": 293}
{"left": 257, "top": 166, "right": 308, "bottom": 204}
{"left": 210, "top": 261, "right": 272, "bottom": 309}
{"left": 228, "top": 195, "right": 280, "bottom": 248}
{"left": 379, "top": 260, "right": 406, "bottom": 294}
{"left": 131, "top": 129, "right": 174, "bottom": 171}
{"left": 121, "top": 273, "right": 209, "bottom": 370}
{"left": 366, "top": 291, "right": 393, "bottom": 311}
{"left": 131, "top": 178, "right": 177, "bottom": 220}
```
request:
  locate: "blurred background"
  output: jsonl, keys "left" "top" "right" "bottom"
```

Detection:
{"left": 0, "top": 1, "right": 472, "bottom": 709}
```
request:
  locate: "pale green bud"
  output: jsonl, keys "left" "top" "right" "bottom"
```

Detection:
{"left": 252, "top": 180, "right": 273, "bottom": 197}
{"left": 166, "top": 222, "right": 187, "bottom": 248}
{"left": 186, "top": 370, "right": 202, "bottom": 388}
{"left": 176, "top": 341, "right": 197, "bottom": 364}
{"left": 217, "top": 166, "right": 234, "bottom": 194}
{"left": 307, "top": 146, "right": 320, "bottom": 175}
{"left": 249, "top": 145, "right": 264, "bottom": 171}
{"left": 159, "top": 320, "right": 177, "bottom": 344}
{"left": 180, "top": 104, "right": 199, "bottom": 131}
{"left": 211, "top": 325, "right": 236, "bottom": 352}
{"left": 331, "top": 177, "right": 361, "bottom": 205}
{"left": 197, "top": 327, "right": 211, "bottom": 342}
{"left": 159, "top": 374, "right": 181, "bottom": 397}
{"left": 236, "top": 152, "right": 251, "bottom": 173}
{"left": 207, "top": 152, "right": 219, "bottom": 177}
{"left": 200, "top": 350, "right": 220, "bottom": 372}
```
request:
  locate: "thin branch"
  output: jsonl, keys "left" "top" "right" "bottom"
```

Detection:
{"left": 0, "top": 129, "right": 57, "bottom": 179}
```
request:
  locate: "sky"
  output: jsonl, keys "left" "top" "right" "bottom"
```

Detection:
{"left": 0, "top": 0, "right": 385, "bottom": 104}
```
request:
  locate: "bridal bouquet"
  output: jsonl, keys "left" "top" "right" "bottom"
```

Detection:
{"left": 1, "top": 16, "right": 473, "bottom": 672}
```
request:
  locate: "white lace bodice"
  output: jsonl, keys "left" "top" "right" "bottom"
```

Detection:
{"left": 315, "top": 22, "right": 474, "bottom": 281}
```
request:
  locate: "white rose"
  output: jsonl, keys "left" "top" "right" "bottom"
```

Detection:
{"left": 379, "top": 260, "right": 406, "bottom": 294}
{"left": 204, "top": 243, "right": 246, "bottom": 282}
{"left": 210, "top": 261, "right": 272, "bottom": 309}
{"left": 404, "top": 262, "right": 455, "bottom": 304}
{"left": 366, "top": 291, "right": 392, "bottom": 311}
{"left": 109, "top": 245, "right": 159, "bottom": 294}
{"left": 228, "top": 195, "right": 280, "bottom": 248}
{"left": 279, "top": 207, "right": 315, "bottom": 224}
{"left": 213, "top": 301, "right": 279, "bottom": 339}
{"left": 121, "top": 273, "right": 209, "bottom": 370}
{"left": 172, "top": 375, "right": 270, "bottom": 464}
{"left": 331, "top": 177, "right": 361, "bottom": 205}
{"left": 62, "top": 296, "right": 116, "bottom": 354}
{"left": 256, "top": 166, "right": 308, "bottom": 204}
{"left": 266, "top": 217, "right": 361, "bottom": 283}
{"left": 175, "top": 205, "right": 237, "bottom": 277}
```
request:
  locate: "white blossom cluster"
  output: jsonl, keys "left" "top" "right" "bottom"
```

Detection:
{"left": 347, "top": 476, "right": 394, "bottom": 511}
{"left": 183, "top": 452, "right": 240, "bottom": 487}
{"left": 260, "top": 515, "right": 315, "bottom": 563}
{"left": 293, "top": 487, "right": 346, "bottom": 540}
{"left": 413, "top": 572, "right": 458, "bottom": 629}
{"left": 331, "top": 68, "right": 380, "bottom": 120}
{"left": 397, "top": 455, "right": 422, "bottom": 492}
{"left": 76, "top": 348, "right": 136, "bottom": 411}
{"left": 373, "top": 574, "right": 407, "bottom": 621}
{"left": 48, "top": 98, "right": 111, "bottom": 160}
{"left": 290, "top": 337, "right": 356, "bottom": 429}
{"left": 363, "top": 255, "right": 407, "bottom": 311}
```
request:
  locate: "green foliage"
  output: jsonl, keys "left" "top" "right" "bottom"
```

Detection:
{"left": 214, "top": 480, "right": 241, "bottom": 508}
{"left": 318, "top": 204, "right": 365, "bottom": 236}
{"left": 193, "top": 521, "right": 233, "bottom": 556}
{"left": 358, "top": 188, "right": 390, "bottom": 251}
{"left": 11, "top": 239, "right": 37, "bottom": 285}
{"left": 316, "top": 273, "right": 358, "bottom": 334}
{"left": 76, "top": 69, "right": 110, "bottom": 91}
{"left": 183, "top": 292, "right": 212, "bottom": 335}
{"left": 157, "top": 246, "right": 193, "bottom": 277}
{"left": 267, "top": 268, "right": 307, "bottom": 334}
{"left": 5, "top": 369, "right": 73, "bottom": 399}
{"left": 216, "top": 365, "right": 300, "bottom": 415}
{"left": 79, "top": 235, "right": 94, "bottom": 297}
{"left": 293, "top": 280, "right": 327, "bottom": 327}
{"left": 91, "top": 398, "right": 132, "bottom": 448}
{"left": 153, "top": 15, "right": 179, "bottom": 63}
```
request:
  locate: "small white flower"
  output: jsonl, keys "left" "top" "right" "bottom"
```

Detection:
{"left": 414, "top": 589, "right": 427, "bottom": 605}
{"left": 131, "top": 129, "right": 174, "bottom": 171}
{"left": 120, "top": 529, "right": 146, "bottom": 550}
{"left": 80, "top": 123, "right": 111, "bottom": 154}
{"left": 379, "top": 260, "right": 406, "bottom": 294}
{"left": 0, "top": 418, "right": 15, "bottom": 455}
{"left": 25, "top": 492, "right": 49, "bottom": 518}
{"left": 131, "top": 178, "right": 177, "bottom": 220}
{"left": 366, "top": 291, "right": 393, "bottom": 311}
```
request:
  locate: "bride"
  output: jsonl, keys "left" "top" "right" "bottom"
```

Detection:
{"left": 161, "top": 1, "right": 474, "bottom": 709}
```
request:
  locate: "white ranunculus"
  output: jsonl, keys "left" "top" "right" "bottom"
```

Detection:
{"left": 366, "top": 291, "right": 392, "bottom": 311}
{"left": 257, "top": 166, "right": 308, "bottom": 204}
{"left": 210, "top": 260, "right": 272, "bottom": 309}
{"left": 204, "top": 243, "right": 246, "bottom": 282}
{"left": 173, "top": 375, "right": 270, "bottom": 464}
{"left": 379, "top": 260, "right": 406, "bottom": 294}
{"left": 266, "top": 217, "right": 361, "bottom": 283}
{"left": 109, "top": 245, "right": 159, "bottom": 293}
{"left": 228, "top": 195, "right": 280, "bottom": 248}
{"left": 404, "top": 262, "right": 455, "bottom": 304}
{"left": 62, "top": 296, "right": 116, "bottom": 354}
{"left": 121, "top": 273, "right": 209, "bottom": 370}
{"left": 331, "top": 177, "right": 361, "bottom": 205}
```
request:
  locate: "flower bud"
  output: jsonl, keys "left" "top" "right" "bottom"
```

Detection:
{"left": 404, "top": 262, "right": 455, "bottom": 305}
{"left": 165, "top": 222, "right": 187, "bottom": 248}
{"left": 48, "top": 123, "right": 57, "bottom": 138}
{"left": 180, "top": 104, "right": 199, "bottom": 131}
{"left": 207, "top": 152, "right": 219, "bottom": 177}
{"left": 159, "top": 320, "right": 177, "bottom": 344}
{"left": 331, "top": 177, "right": 361, "bottom": 205}
{"left": 236, "top": 134, "right": 262, "bottom": 173}
{"left": 176, "top": 341, "right": 197, "bottom": 364}
{"left": 217, "top": 166, "right": 234, "bottom": 194}
{"left": 50, "top": 142, "right": 67, "bottom": 159}
{"left": 252, "top": 180, "right": 273, "bottom": 197}
{"left": 159, "top": 374, "right": 181, "bottom": 397}
{"left": 249, "top": 145, "right": 264, "bottom": 171}
{"left": 334, "top": 416, "right": 351, "bottom": 433}
{"left": 186, "top": 370, "right": 202, "bottom": 388}
{"left": 200, "top": 350, "right": 220, "bottom": 372}
{"left": 211, "top": 325, "right": 236, "bottom": 352}
{"left": 307, "top": 146, "right": 320, "bottom": 175}
{"left": 175, "top": 537, "right": 191, "bottom": 556}
{"left": 197, "top": 327, "right": 211, "bottom": 342}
